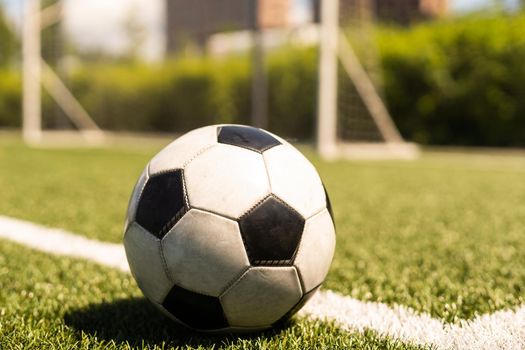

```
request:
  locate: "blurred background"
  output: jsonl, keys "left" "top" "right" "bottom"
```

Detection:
{"left": 0, "top": 0, "right": 524, "bottom": 157}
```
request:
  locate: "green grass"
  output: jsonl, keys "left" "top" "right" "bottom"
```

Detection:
{"left": 320, "top": 152, "right": 525, "bottom": 322}
{"left": 0, "top": 240, "right": 425, "bottom": 350}
{"left": 0, "top": 134, "right": 154, "bottom": 243}
{"left": 1, "top": 134, "right": 525, "bottom": 348}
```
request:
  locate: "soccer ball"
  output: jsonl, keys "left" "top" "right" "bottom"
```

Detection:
{"left": 123, "top": 125, "right": 336, "bottom": 332}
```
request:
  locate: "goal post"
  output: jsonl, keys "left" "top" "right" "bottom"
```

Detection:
{"left": 316, "top": 0, "right": 419, "bottom": 160}
{"left": 22, "top": 0, "right": 104, "bottom": 145}
{"left": 316, "top": 0, "right": 339, "bottom": 159}
{"left": 22, "top": 0, "right": 42, "bottom": 143}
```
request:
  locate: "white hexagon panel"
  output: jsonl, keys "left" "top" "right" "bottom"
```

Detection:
{"left": 161, "top": 209, "right": 250, "bottom": 297}
{"left": 149, "top": 125, "right": 218, "bottom": 175}
{"left": 184, "top": 143, "right": 271, "bottom": 218}
{"left": 123, "top": 222, "right": 173, "bottom": 303}
{"left": 293, "top": 209, "right": 336, "bottom": 292}
{"left": 220, "top": 266, "right": 302, "bottom": 327}
{"left": 263, "top": 144, "right": 326, "bottom": 219}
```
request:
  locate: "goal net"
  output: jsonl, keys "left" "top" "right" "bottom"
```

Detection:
{"left": 316, "top": 0, "right": 419, "bottom": 160}
{"left": 20, "top": 0, "right": 417, "bottom": 158}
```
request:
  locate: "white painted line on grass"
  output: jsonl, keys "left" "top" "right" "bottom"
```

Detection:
{"left": 0, "top": 215, "right": 524, "bottom": 350}
{"left": 0, "top": 215, "right": 129, "bottom": 272}
{"left": 301, "top": 290, "right": 525, "bottom": 350}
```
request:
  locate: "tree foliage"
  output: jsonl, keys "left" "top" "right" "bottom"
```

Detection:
{"left": 0, "top": 5, "right": 16, "bottom": 66}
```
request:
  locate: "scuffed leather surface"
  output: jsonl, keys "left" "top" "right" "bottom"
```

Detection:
{"left": 162, "top": 209, "right": 249, "bottom": 297}
{"left": 221, "top": 266, "right": 302, "bottom": 327}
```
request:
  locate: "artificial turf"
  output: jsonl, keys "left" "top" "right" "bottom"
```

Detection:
{"left": 0, "top": 239, "right": 425, "bottom": 350}
{"left": 1, "top": 134, "right": 525, "bottom": 347}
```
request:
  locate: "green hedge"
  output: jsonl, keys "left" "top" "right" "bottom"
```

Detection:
{"left": 0, "top": 70, "right": 21, "bottom": 128}
{"left": 68, "top": 48, "right": 316, "bottom": 139}
{"left": 2, "top": 13, "right": 525, "bottom": 146}
{"left": 378, "top": 13, "right": 525, "bottom": 146}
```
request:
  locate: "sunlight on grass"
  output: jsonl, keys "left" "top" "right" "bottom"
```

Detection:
{"left": 1, "top": 135, "right": 524, "bottom": 324}
{"left": 0, "top": 240, "right": 425, "bottom": 350}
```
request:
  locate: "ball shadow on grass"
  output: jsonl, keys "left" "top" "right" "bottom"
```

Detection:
{"left": 64, "top": 297, "right": 295, "bottom": 348}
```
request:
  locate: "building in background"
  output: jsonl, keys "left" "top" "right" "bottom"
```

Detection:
{"left": 165, "top": 0, "right": 308, "bottom": 54}
{"left": 373, "top": 0, "right": 448, "bottom": 24}
{"left": 166, "top": 0, "right": 248, "bottom": 53}
{"left": 166, "top": 0, "right": 448, "bottom": 55}
{"left": 258, "top": 0, "right": 291, "bottom": 28}
{"left": 312, "top": 0, "right": 448, "bottom": 25}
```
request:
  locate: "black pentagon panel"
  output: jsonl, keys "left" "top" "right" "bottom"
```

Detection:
{"left": 135, "top": 169, "right": 186, "bottom": 238}
{"left": 162, "top": 284, "right": 229, "bottom": 330}
{"left": 239, "top": 196, "right": 305, "bottom": 266}
{"left": 217, "top": 125, "right": 281, "bottom": 153}
{"left": 273, "top": 285, "right": 320, "bottom": 327}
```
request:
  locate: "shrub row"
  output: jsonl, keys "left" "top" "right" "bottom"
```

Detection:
{"left": 0, "top": 70, "right": 21, "bottom": 128}
{"left": 2, "top": 13, "right": 525, "bottom": 146}
{"left": 0, "top": 48, "right": 317, "bottom": 139}
{"left": 378, "top": 13, "right": 525, "bottom": 146}
{"left": 67, "top": 48, "right": 317, "bottom": 139}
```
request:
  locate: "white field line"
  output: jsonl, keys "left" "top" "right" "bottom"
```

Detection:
{"left": 0, "top": 215, "right": 524, "bottom": 350}
{"left": 0, "top": 215, "right": 129, "bottom": 272}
